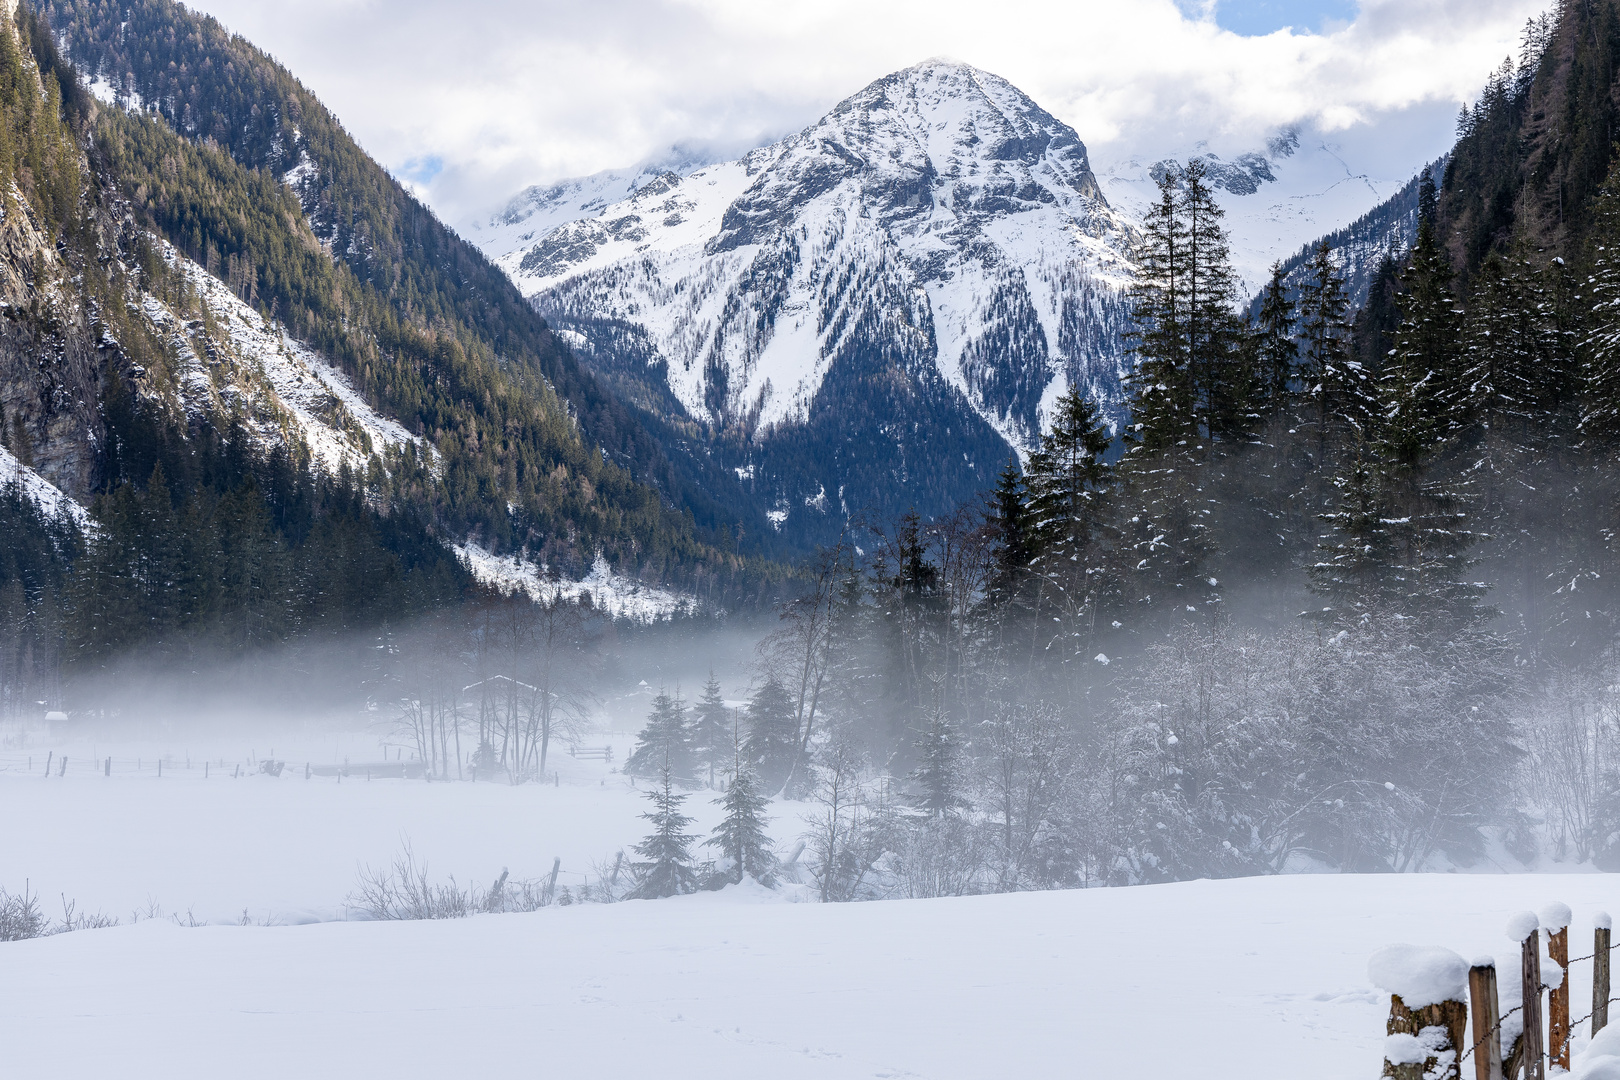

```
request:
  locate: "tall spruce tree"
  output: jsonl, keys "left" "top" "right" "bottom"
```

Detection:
{"left": 1582, "top": 172, "right": 1620, "bottom": 438}
{"left": 1315, "top": 208, "right": 1487, "bottom": 633}
{"left": 1382, "top": 210, "right": 1466, "bottom": 465}
{"left": 629, "top": 757, "right": 700, "bottom": 899}
{"left": 743, "top": 674, "right": 800, "bottom": 793}
{"left": 1309, "top": 438, "right": 1396, "bottom": 614}
{"left": 1460, "top": 255, "right": 1542, "bottom": 436}
{"left": 1297, "top": 241, "right": 1371, "bottom": 445}
{"left": 984, "top": 458, "right": 1035, "bottom": 610}
{"left": 1126, "top": 158, "right": 1245, "bottom": 447}
{"left": 1024, "top": 385, "right": 1115, "bottom": 659}
{"left": 1119, "top": 158, "right": 1243, "bottom": 620}
{"left": 689, "top": 670, "right": 731, "bottom": 788}
{"left": 1127, "top": 168, "right": 1197, "bottom": 452}
{"left": 707, "top": 720, "right": 776, "bottom": 884}
{"left": 907, "top": 701, "right": 966, "bottom": 819}
{"left": 625, "top": 687, "right": 692, "bottom": 781}
{"left": 1250, "top": 262, "right": 1299, "bottom": 417}
{"left": 1026, "top": 386, "right": 1113, "bottom": 561}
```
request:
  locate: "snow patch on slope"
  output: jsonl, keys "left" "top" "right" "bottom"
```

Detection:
{"left": 455, "top": 543, "right": 690, "bottom": 623}
{"left": 139, "top": 245, "right": 429, "bottom": 480}
{"left": 0, "top": 442, "right": 91, "bottom": 528}
{"left": 465, "top": 149, "right": 720, "bottom": 267}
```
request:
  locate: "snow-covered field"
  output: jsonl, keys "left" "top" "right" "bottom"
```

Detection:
{"left": 3, "top": 732, "right": 1618, "bottom": 1079}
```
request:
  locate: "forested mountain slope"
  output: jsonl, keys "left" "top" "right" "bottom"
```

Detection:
{"left": 40, "top": 0, "right": 749, "bottom": 579}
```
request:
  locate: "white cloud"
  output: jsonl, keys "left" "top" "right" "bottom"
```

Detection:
{"left": 183, "top": 0, "right": 1548, "bottom": 226}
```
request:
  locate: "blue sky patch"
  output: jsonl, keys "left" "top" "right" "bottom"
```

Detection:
{"left": 396, "top": 155, "right": 445, "bottom": 186}
{"left": 1209, "top": 0, "right": 1359, "bottom": 36}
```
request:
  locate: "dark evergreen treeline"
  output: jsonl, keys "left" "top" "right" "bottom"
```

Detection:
{"left": 3, "top": 370, "right": 477, "bottom": 714}
{"left": 76, "top": 373, "right": 472, "bottom": 666}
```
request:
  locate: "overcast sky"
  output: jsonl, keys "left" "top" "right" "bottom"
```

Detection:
{"left": 183, "top": 0, "right": 1548, "bottom": 227}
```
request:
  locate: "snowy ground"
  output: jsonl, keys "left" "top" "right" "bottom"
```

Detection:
{"left": 4, "top": 866, "right": 1619, "bottom": 1079}
{"left": 4, "top": 732, "right": 1619, "bottom": 1078}
{"left": 0, "top": 729, "right": 723, "bottom": 923}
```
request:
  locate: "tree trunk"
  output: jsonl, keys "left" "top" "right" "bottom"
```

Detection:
{"left": 1383, "top": 994, "right": 1467, "bottom": 1080}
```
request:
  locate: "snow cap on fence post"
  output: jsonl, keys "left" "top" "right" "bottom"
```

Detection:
{"left": 1596, "top": 911, "right": 1613, "bottom": 931}
{"left": 1369, "top": 945, "right": 1470, "bottom": 1008}
{"left": 1540, "top": 902, "right": 1572, "bottom": 934}
{"left": 1507, "top": 911, "right": 1540, "bottom": 943}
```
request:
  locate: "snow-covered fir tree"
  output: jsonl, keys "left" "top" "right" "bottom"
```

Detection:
{"left": 1248, "top": 261, "right": 1299, "bottom": 416}
{"left": 707, "top": 721, "right": 776, "bottom": 884}
{"left": 907, "top": 702, "right": 966, "bottom": 820}
{"left": 629, "top": 757, "right": 701, "bottom": 899}
{"left": 1582, "top": 172, "right": 1620, "bottom": 438}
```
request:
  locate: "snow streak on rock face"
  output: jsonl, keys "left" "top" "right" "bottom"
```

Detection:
{"left": 483, "top": 61, "right": 1139, "bottom": 463}
{"left": 454, "top": 543, "right": 691, "bottom": 623}
{"left": 0, "top": 441, "right": 92, "bottom": 529}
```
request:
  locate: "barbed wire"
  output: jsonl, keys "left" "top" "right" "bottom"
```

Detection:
{"left": 1459, "top": 990, "right": 1620, "bottom": 1065}
{"left": 1566, "top": 939, "right": 1619, "bottom": 966}
{"left": 1460, "top": 1002, "right": 1523, "bottom": 1063}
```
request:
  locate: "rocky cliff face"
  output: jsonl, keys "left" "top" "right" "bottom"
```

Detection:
{"left": 476, "top": 60, "right": 1139, "bottom": 547}
{"left": 0, "top": 173, "right": 105, "bottom": 502}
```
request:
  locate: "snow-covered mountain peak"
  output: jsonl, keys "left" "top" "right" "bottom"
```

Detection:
{"left": 474, "top": 62, "right": 1140, "bottom": 548}
{"left": 703, "top": 59, "right": 1117, "bottom": 258}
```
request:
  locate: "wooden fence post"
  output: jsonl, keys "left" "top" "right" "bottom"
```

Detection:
{"left": 1381, "top": 993, "right": 1468, "bottom": 1080}
{"left": 1598, "top": 912, "right": 1613, "bottom": 1037}
{"left": 59, "top": 756, "right": 66, "bottom": 777}
{"left": 544, "top": 857, "right": 561, "bottom": 904}
{"left": 157, "top": 759, "right": 162, "bottom": 778}
{"left": 43, "top": 751, "right": 51, "bottom": 776}
{"left": 1543, "top": 902, "right": 1571, "bottom": 1071}
{"left": 1468, "top": 961, "right": 1502, "bottom": 1080}
{"left": 1520, "top": 920, "right": 1546, "bottom": 1080}
{"left": 103, "top": 757, "right": 110, "bottom": 777}
{"left": 1371, "top": 946, "right": 1469, "bottom": 1080}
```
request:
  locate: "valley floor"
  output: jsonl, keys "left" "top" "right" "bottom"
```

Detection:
{"left": 2, "top": 736, "right": 1617, "bottom": 1078}
{"left": 4, "top": 872, "right": 1619, "bottom": 1078}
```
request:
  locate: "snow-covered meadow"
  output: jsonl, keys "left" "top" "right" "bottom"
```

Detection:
{"left": 1, "top": 732, "right": 1617, "bottom": 1079}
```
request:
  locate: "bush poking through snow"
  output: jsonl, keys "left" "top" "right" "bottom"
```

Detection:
{"left": 0, "top": 883, "right": 118, "bottom": 941}
{"left": 347, "top": 844, "right": 627, "bottom": 920}
{"left": 350, "top": 845, "right": 477, "bottom": 921}
{"left": 0, "top": 883, "right": 47, "bottom": 941}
